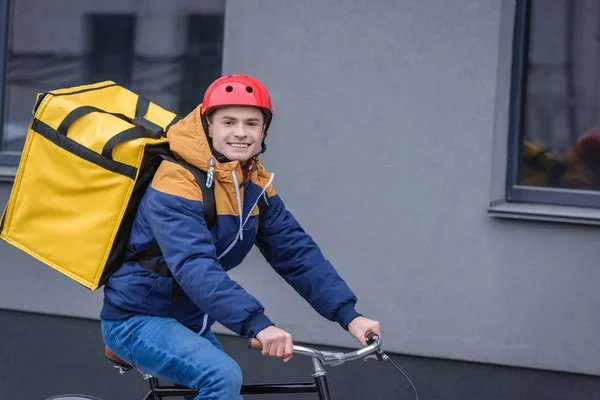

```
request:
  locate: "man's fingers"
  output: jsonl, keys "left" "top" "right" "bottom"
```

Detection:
{"left": 283, "top": 335, "right": 294, "bottom": 362}
{"left": 269, "top": 339, "right": 279, "bottom": 357}
{"left": 371, "top": 322, "right": 381, "bottom": 337}
{"left": 275, "top": 338, "right": 286, "bottom": 358}
{"left": 256, "top": 327, "right": 294, "bottom": 360}
{"left": 261, "top": 339, "right": 272, "bottom": 357}
{"left": 366, "top": 326, "right": 382, "bottom": 340}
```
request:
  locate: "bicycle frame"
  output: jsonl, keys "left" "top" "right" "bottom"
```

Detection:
{"left": 142, "top": 357, "right": 331, "bottom": 399}
{"left": 103, "top": 334, "right": 382, "bottom": 399}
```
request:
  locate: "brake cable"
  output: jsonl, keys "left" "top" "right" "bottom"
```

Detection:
{"left": 366, "top": 334, "right": 419, "bottom": 400}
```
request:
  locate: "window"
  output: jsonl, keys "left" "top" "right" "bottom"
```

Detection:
{"left": 84, "top": 14, "right": 137, "bottom": 86}
{"left": 180, "top": 14, "right": 224, "bottom": 115}
{"left": 0, "top": 0, "right": 225, "bottom": 179}
{"left": 507, "top": 0, "right": 600, "bottom": 208}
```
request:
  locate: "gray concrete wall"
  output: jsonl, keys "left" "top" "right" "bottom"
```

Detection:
{"left": 2, "top": 0, "right": 600, "bottom": 377}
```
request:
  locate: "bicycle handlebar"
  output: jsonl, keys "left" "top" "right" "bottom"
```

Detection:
{"left": 249, "top": 332, "right": 382, "bottom": 367}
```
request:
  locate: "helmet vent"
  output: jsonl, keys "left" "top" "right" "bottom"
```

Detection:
{"left": 246, "top": 86, "right": 254, "bottom": 93}
{"left": 225, "top": 86, "right": 233, "bottom": 92}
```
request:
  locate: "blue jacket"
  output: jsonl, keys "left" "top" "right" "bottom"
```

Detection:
{"left": 101, "top": 106, "right": 360, "bottom": 337}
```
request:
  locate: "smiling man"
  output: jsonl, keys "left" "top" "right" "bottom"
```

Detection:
{"left": 207, "top": 106, "right": 265, "bottom": 161}
{"left": 100, "top": 74, "right": 381, "bottom": 400}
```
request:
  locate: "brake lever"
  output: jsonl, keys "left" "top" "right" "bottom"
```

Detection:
{"left": 364, "top": 332, "right": 386, "bottom": 362}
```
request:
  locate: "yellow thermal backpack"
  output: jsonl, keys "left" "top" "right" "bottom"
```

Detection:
{"left": 0, "top": 81, "right": 184, "bottom": 290}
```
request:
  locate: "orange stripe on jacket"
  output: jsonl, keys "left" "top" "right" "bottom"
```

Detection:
{"left": 151, "top": 160, "right": 203, "bottom": 202}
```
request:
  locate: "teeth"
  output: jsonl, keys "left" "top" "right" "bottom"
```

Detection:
{"left": 230, "top": 143, "right": 249, "bottom": 148}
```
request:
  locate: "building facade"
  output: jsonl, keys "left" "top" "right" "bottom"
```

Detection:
{"left": 1, "top": 1, "right": 600, "bottom": 398}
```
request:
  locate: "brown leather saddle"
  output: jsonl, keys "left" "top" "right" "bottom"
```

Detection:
{"left": 104, "top": 345, "right": 133, "bottom": 370}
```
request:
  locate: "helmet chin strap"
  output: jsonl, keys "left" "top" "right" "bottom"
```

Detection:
{"left": 260, "top": 133, "right": 268, "bottom": 154}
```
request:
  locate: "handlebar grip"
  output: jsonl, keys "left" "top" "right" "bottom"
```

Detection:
{"left": 249, "top": 338, "right": 263, "bottom": 350}
{"left": 366, "top": 332, "right": 380, "bottom": 345}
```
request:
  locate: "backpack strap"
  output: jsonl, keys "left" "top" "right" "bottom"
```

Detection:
{"left": 133, "top": 96, "right": 165, "bottom": 137}
{"left": 102, "top": 114, "right": 182, "bottom": 160}
{"left": 126, "top": 156, "right": 216, "bottom": 302}
{"left": 171, "top": 158, "right": 217, "bottom": 230}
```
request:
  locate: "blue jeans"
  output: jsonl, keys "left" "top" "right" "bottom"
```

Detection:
{"left": 101, "top": 315, "right": 243, "bottom": 400}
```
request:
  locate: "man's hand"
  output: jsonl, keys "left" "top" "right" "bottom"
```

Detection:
{"left": 348, "top": 316, "right": 381, "bottom": 347}
{"left": 255, "top": 326, "right": 294, "bottom": 362}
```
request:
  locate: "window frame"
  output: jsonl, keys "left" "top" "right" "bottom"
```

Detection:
{"left": 0, "top": 0, "right": 14, "bottom": 181}
{"left": 506, "top": 0, "right": 600, "bottom": 209}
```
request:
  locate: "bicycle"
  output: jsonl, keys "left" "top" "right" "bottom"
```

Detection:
{"left": 46, "top": 333, "right": 417, "bottom": 399}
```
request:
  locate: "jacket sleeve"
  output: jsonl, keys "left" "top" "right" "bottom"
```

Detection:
{"left": 255, "top": 193, "right": 361, "bottom": 330}
{"left": 145, "top": 185, "right": 274, "bottom": 337}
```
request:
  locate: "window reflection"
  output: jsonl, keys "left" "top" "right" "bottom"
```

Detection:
{"left": 521, "top": 0, "right": 600, "bottom": 191}
{"left": 2, "top": 0, "right": 225, "bottom": 153}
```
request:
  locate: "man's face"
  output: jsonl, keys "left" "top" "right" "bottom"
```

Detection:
{"left": 207, "top": 106, "right": 265, "bottom": 163}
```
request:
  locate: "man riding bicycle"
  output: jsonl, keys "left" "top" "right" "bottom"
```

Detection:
{"left": 100, "top": 74, "right": 381, "bottom": 400}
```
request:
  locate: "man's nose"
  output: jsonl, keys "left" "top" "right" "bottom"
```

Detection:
{"left": 233, "top": 124, "right": 246, "bottom": 137}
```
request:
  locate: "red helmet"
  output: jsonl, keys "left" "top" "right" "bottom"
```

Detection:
{"left": 201, "top": 74, "right": 273, "bottom": 117}
{"left": 575, "top": 128, "right": 600, "bottom": 166}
